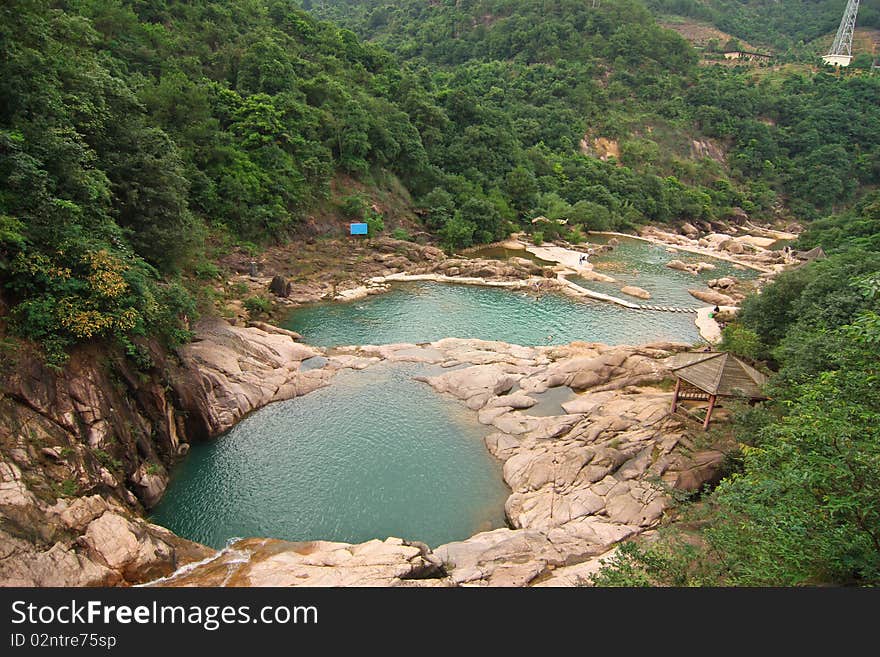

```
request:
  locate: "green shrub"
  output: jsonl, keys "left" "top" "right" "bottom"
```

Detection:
{"left": 341, "top": 195, "right": 368, "bottom": 220}
{"left": 718, "top": 323, "right": 764, "bottom": 361}
{"left": 391, "top": 228, "right": 411, "bottom": 241}
{"left": 93, "top": 449, "right": 123, "bottom": 471}
{"left": 532, "top": 231, "right": 544, "bottom": 246}
{"left": 238, "top": 242, "right": 261, "bottom": 257}
{"left": 194, "top": 262, "right": 221, "bottom": 280}
{"left": 6, "top": 248, "right": 194, "bottom": 367}
{"left": 567, "top": 226, "right": 586, "bottom": 245}
{"left": 365, "top": 210, "right": 385, "bottom": 235}
{"left": 244, "top": 295, "right": 271, "bottom": 315}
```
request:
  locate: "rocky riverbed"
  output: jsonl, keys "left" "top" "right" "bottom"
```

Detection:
{"left": 1, "top": 316, "right": 729, "bottom": 587}
{"left": 2, "top": 219, "right": 792, "bottom": 587}
{"left": 151, "top": 327, "right": 726, "bottom": 587}
{"left": 216, "top": 219, "right": 793, "bottom": 327}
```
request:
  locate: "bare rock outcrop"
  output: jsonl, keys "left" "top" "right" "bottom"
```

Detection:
{"left": 667, "top": 259, "right": 716, "bottom": 275}
{"left": 141, "top": 337, "right": 719, "bottom": 588}
{"left": 151, "top": 537, "right": 448, "bottom": 587}
{"left": 0, "top": 316, "right": 343, "bottom": 587}
{"left": 1, "top": 317, "right": 732, "bottom": 588}
{"left": 173, "top": 319, "right": 329, "bottom": 438}
{"left": 688, "top": 288, "right": 737, "bottom": 306}
{"left": 620, "top": 285, "right": 651, "bottom": 300}
{"left": 707, "top": 277, "right": 737, "bottom": 290}
{"left": 0, "top": 469, "right": 213, "bottom": 586}
{"left": 0, "top": 341, "right": 218, "bottom": 586}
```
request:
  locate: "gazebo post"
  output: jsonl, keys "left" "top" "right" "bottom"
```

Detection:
{"left": 703, "top": 394, "right": 717, "bottom": 430}
{"left": 670, "top": 377, "right": 681, "bottom": 413}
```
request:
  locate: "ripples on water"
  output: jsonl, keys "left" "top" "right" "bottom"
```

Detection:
{"left": 283, "top": 281, "right": 700, "bottom": 347}
{"left": 574, "top": 235, "right": 759, "bottom": 307}
{"left": 156, "top": 250, "right": 714, "bottom": 549}
{"left": 151, "top": 364, "right": 510, "bottom": 549}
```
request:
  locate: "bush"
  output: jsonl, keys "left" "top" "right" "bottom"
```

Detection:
{"left": 532, "top": 231, "right": 544, "bottom": 246}
{"left": 237, "top": 242, "right": 261, "bottom": 257}
{"left": 341, "top": 195, "right": 368, "bottom": 220}
{"left": 365, "top": 210, "right": 385, "bottom": 235}
{"left": 243, "top": 296, "right": 271, "bottom": 315}
{"left": 439, "top": 213, "right": 476, "bottom": 251}
{"left": 391, "top": 228, "right": 411, "bottom": 241}
{"left": 194, "top": 262, "right": 221, "bottom": 280}
{"left": 5, "top": 246, "right": 194, "bottom": 367}
{"left": 567, "top": 226, "right": 586, "bottom": 244}
{"left": 718, "top": 323, "right": 763, "bottom": 361}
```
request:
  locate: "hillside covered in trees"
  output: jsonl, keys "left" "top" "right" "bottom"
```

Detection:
{"left": 591, "top": 197, "right": 880, "bottom": 586}
{"left": 4, "top": 0, "right": 879, "bottom": 367}
{"left": 1, "top": 1, "right": 879, "bottom": 586}
{"left": 646, "top": 0, "right": 880, "bottom": 54}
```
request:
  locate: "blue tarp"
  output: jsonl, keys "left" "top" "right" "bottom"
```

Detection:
{"left": 350, "top": 223, "right": 368, "bottom": 235}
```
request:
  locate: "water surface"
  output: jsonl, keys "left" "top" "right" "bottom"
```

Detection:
{"left": 156, "top": 245, "right": 713, "bottom": 549}
{"left": 283, "top": 281, "right": 700, "bottom": 347}
{"left": 573, "top": 235, "right": 758, "bottom": 307}
{"left": 152, "top": 364, "right": 510, "bottom": 549}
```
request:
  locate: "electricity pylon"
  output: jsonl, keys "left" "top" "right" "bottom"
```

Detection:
{"left": 823, "top": 0, "right": 860, "bottom": 66}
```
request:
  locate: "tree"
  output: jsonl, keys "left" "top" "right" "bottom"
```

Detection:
{"left": 106, "top": 127, "right": 197, "bottom": 272}
{"left": 420, "top": 187, "right": 456, "bottom": 230}
{"left": 504, "top": 165, "right": 538, "bottom": 215}
{"left": 439, "top": 211, "right": 476, "bottom": 251}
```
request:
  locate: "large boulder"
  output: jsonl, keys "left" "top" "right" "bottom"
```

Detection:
{"left": 0, "top": 490, "right": 214, "bottom": 586}
{"left": 707, "top": 277, "right": 736, "bottom": 290}
{"left": 269, "top": 275, "right": 291, "bottom": 297}
{"left": 666, "top": 259, "right": 695, "bottom": 274}
{"left": 174, "top": 319, "right": 326, "bottom": 437}
{"left": 661, "top": 450, "right": 727, "bottom": 491}
{"left": 721, "top": 239, "right": 745, "bottom": 254}
{"left": 688, "top": 288, "right": 737, "bottom": 306}
{"left": 130, "top": 463, "right": 168, "bottom": 509}
{"left": 679, "top": 222, "right": 699, "bottom": 238}
{"left": 423, "top": 364, "right": 519, "bottom": 410}
{"left": 620, "top": 285, "right": 651, "bottom": 300}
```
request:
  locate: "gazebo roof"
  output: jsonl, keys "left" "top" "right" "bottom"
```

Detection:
{"left": 666, "top": 351, "right": 768, "bottom": 398}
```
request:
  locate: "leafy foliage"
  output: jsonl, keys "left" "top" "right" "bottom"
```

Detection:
{"left": 646, "top": 0, "right": 880, "bottom": 52}
{"left": 2, "top": 0, "right": 879, "bottom": 370}
{"left": 597, "top": 206, "right": 880, "bottom": 586}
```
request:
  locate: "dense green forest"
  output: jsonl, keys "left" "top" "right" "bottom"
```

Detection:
{"left": 313, "top": 0, "right": 880, "bottom": 55}
{"left": 646, "top": 0, "right": 880, "bottom": 53}
{"left": 1, "top": 1, "right": 879, "bottom": 585}
{"left": 3, "top": 0, "right": 879, "bottom": 365}
{"left": 593, "top": 197, "right": 880, "bottom": 585}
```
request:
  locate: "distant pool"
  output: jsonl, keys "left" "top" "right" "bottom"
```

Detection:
{"left": 573, "top": 235, "right": 759, "bottom": 307}
{"left": 282, "top": 281, "right": 700, "bottom": 347}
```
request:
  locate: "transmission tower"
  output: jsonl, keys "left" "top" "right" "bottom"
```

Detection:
{"left": 823, "top": 0, "right": 860, "bottom": 66}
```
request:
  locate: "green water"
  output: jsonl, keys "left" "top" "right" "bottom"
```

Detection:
{"left": 156, "top": 256, "right": 709, "bottom": 549}
{"left": 571, "top": 235, "right": 759, "bottom": 307}
{"left": 283, "top": 281, "right": 700, "bottom": 347}
{"left": 152, "top": 364, "right": 509, "bottom": 549}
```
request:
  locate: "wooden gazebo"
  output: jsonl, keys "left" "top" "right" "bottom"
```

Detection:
{"left": 667, "top": 352, "right": 768, "bottom": 429}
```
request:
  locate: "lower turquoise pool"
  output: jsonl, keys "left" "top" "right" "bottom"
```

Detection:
{"left": 151, "top": 363, "right": 510, "bottom": 549}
